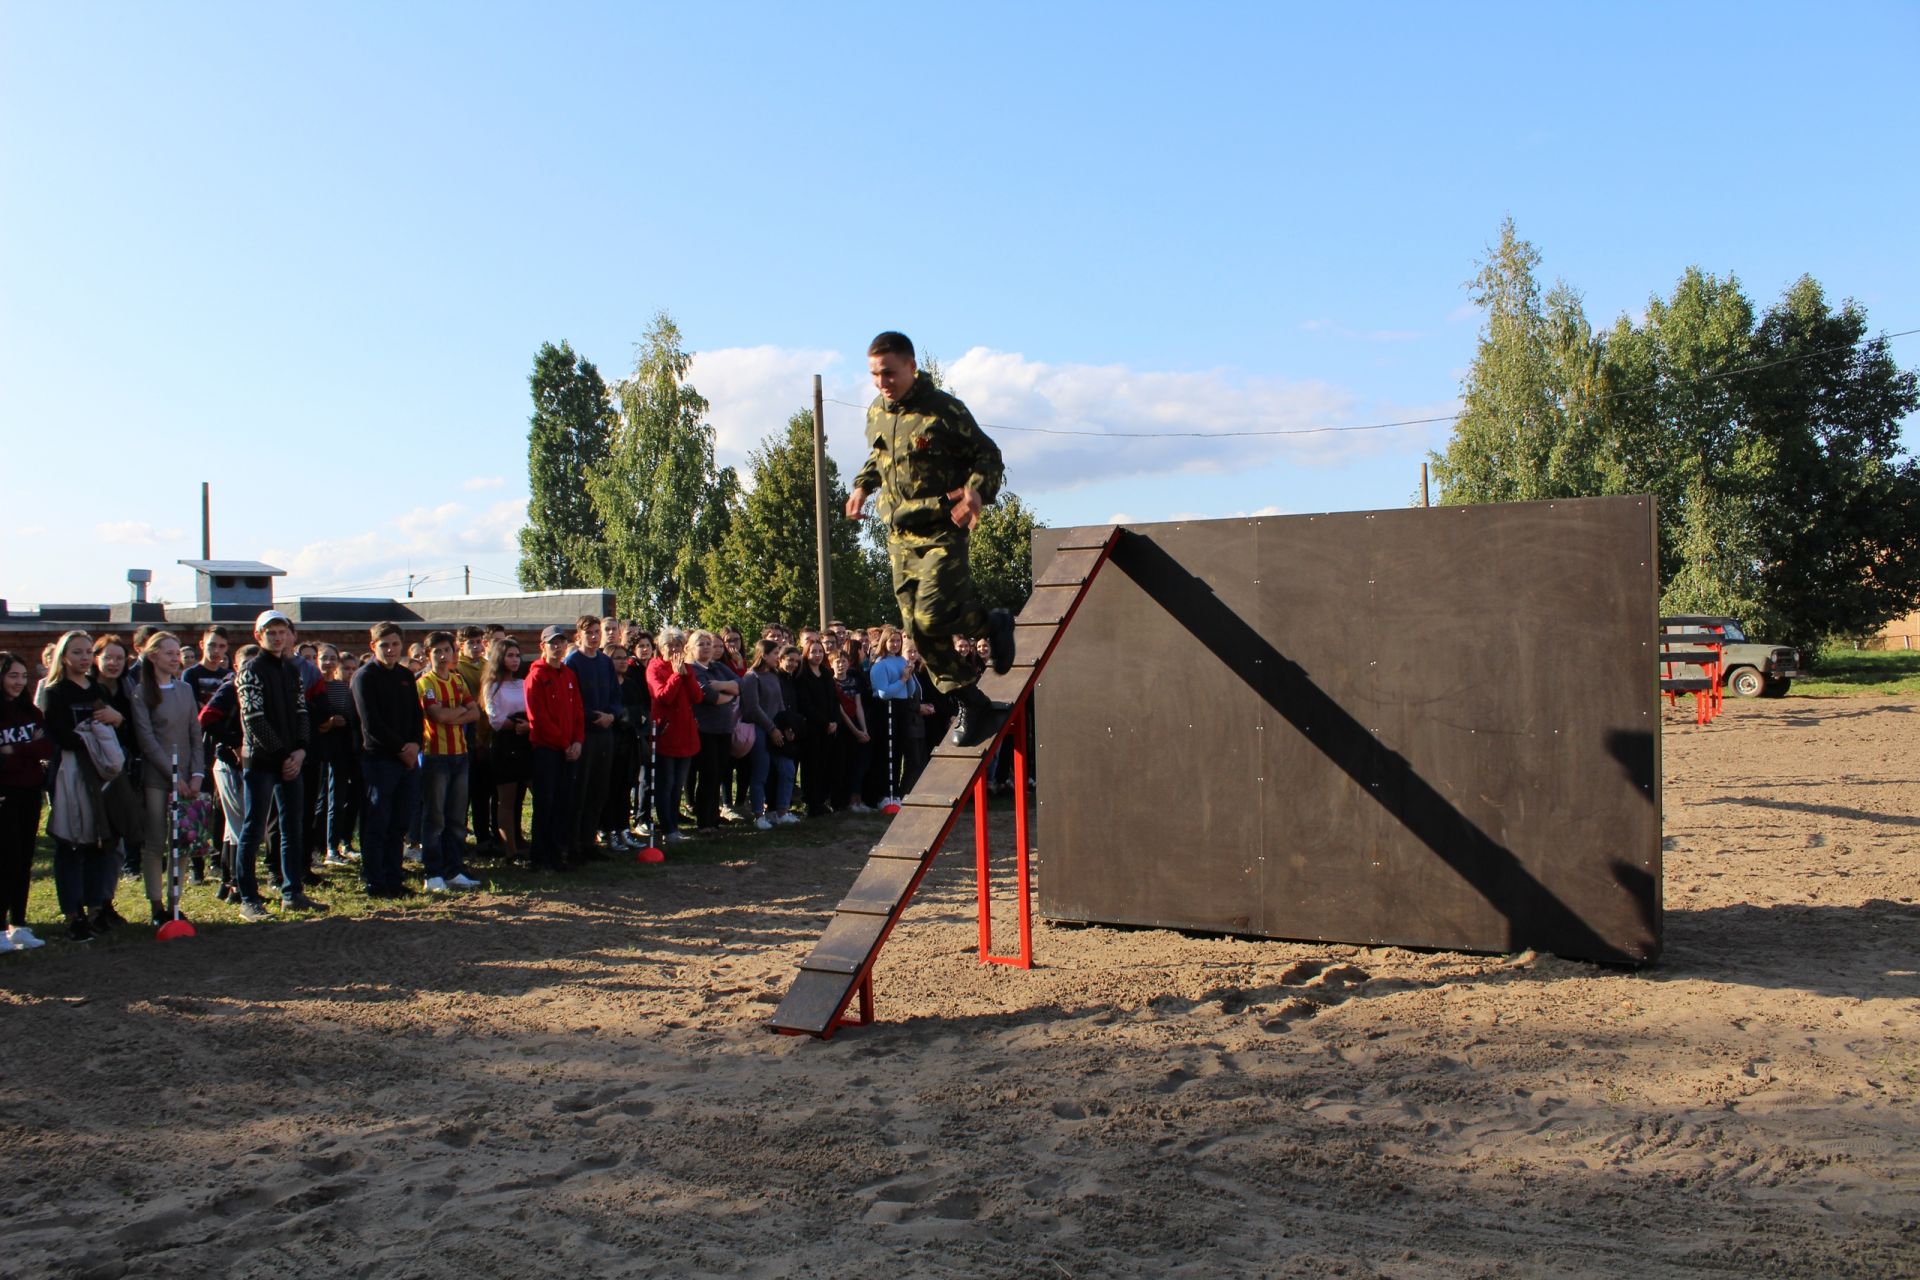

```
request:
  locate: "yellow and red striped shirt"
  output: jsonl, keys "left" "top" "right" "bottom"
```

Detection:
{"left": 416, "top": 669, "right": 474, "bottom": 756}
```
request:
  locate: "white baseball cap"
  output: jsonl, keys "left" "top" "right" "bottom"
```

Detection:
{"left": 254, "top": 609, "right": 293, "bottom": 631}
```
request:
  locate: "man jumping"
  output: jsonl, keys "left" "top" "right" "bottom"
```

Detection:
{"left": 845, "top": 330, "right": 1015, "bottom": 748}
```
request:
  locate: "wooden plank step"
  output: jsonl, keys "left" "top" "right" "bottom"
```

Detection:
{"left": 1054, "top": 525, "right": 1119, "bottom": 552}
{"left": 837, "top": 857, "right": 926, "bottom": 916}
{"left": 770, "top": 969, "right": 856, "bottom": 1035}
{"left": 1658, "top": 650, "right": 1721, "bottom": 665}
{"left": 1017, "top": 585, "right": 1084, "bottom": 626}
{"left": 901, "top": 755, "right": 987, "bottom": 808}
{"left": 978, "top": 666, "right": 1039, "bottom": 706}
{"left": 1661, "top": 677, "right": 1714, "bottom": 693}
{"left": 870, "top": 805, "right": 952, "bottom": 856}
{"left": 1035, "top": 548, "right": 1104, "bottom": 588}
{"left": 798, "top": 912, "right": 889, "bottom": 976}
{"left": 1660, "top": 632, "right": 1724, "bottom": 647}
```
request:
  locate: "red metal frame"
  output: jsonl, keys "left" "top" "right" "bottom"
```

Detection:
{"left": 976, "top": 703, "right": 1034, "bottom": 968}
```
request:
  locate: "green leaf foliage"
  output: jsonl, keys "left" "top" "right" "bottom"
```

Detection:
{"left": 586, "top": 311, "right": 735, "bottom": 624}
{"left": 968, "top": 490, "right": 1045, "bottom": 614}
{"left": 1431, "top": 223, "right": 1920, "bottom": 657}
{"left": 696, "top": 409, "right": 893, "bottom": 636}
{"left": 518, "top": 341, "right": 615, "bottom": 590}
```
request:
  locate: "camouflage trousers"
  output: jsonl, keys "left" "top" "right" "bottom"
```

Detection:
{"left": 889, "top": 529, "right": 989, "bottom": 695}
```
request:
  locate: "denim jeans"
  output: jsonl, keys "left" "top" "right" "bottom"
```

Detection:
{"left": 767, "top": 754, "right": 796, "bottom": 815}
{"left": 653, "top": 754, "right": 691, "bottom": 835}
{"left": 745, "top": 730, "right": 771, "bottom": 815}
{"left": 420, "top": 754, "right": 470, "bottom": 881}
{"left": 530, "top": 746, "right": 575, "bottom": 867}
{"left": 52, "top": 840, "right": 116, "bottom": 916}
{"left": 571, "top": 732, "right": 612, "bottom": 850}
{"left": 236, "top": 767, "right": 305, "bottom": 902}
{"left": 211, "top": 757, "right": 245, "bottom": 880}
{"left": 359, "top": 755, "right": 421, "bottom": 893}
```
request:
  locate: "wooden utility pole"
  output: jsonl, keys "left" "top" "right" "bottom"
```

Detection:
{"left": 812, "top": 374, "right": 833, "bottom": 631}
{"left": 200, "top": 482, "right": 211, "bottom": 558}
{"left": 1421, "top": 463, "right": 1430, "bottom": 508}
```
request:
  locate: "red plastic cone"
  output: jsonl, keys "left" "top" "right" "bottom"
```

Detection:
{"left": 636, "top": 844, "right": 665, "bottom": 864}
{"left": 156, "top": 918, "right": 197, "bottom": 941}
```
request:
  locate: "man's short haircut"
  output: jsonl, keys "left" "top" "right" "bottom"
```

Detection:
{"left": 576, "top": 614, "right": 599, "bottom": 633}
{"left": 426, "top": 630, "right": 455, "bottom": 651}
{"left": 867, "top": 331, "right": 915, "bottom": 361}
{"left": 203, "top": 624, "right": 230, "bottom": 643}
{"left": 370, "top": 621, "right": 403, "bottom": 643}
{"left": 457, "top": 625, "right": 486, "bottom": 642}
{"left": 131, "top": 625, "right": 159, "bottom": 648}
{"left": 486, "top": 623, "right": 506, "bottom": 634}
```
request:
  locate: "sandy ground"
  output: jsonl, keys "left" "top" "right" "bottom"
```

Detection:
{"left": 2, "top": 696, "right": 1917, "bottom": 1279}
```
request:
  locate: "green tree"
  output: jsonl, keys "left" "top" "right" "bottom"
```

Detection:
{"left": 518, "top": 341, "right": 615, "bottom": 589}
{"left": 697, "top": 409, "right": 891, "bottom": 633}
{"left": 1735, "top": 278, "right": 1920, "bottom": 647}
{"left": 587, "top": 312, "right": 736, "bottom": 622}
{"left": 1429, "top": 220, "right": 1611, "bottom": 505}
{"left": 968, "top": 490, "right": 1045, "bottom": 614}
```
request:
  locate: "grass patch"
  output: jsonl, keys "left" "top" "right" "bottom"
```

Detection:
{"left": 1792, "top": 645, "right": 1920, "bottom": 698}
{"left": 8, "top": 798, "right": 896, "bottom": 949}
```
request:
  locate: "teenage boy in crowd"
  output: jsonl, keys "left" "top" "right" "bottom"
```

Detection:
{"left": 846, "top": 330, "right": 1016, "bottom": 747}
{"left": 417, "top": 631, "right": 482, "bottom": 893}
{"left": 526, "top": 624, "right": 584, "bottom": 872}
{"left": 181, "top": 625, "right": 232, "bottom": 882}
{"left": 456, "top": 626, "right": 495, "bottom": 853}
{"left": 233, "top": 610, "right": 322, "bottom": 919}
{"left": 564, "top": 615, "right": 618, "bottom": 862}
{"left": 351, "top": 621, "right": 423, "bottom": 898}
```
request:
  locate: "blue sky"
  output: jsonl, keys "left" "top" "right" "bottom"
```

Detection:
{"left": 3, "top": 2, "right": 1915, "bottom": 610}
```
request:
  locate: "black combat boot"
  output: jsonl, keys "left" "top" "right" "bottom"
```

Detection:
{"left": 949, "top": 686, "right": 1006, "bottom": 749}
{"left": 987, "top": 608, "right": 1015, "bottom": 675}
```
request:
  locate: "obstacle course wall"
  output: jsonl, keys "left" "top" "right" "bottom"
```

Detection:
{"left": 1033, "top": 497, "right": 1662, "bottom": 964}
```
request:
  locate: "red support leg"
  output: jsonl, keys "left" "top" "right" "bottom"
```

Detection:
{"left": 1010, "top": 704, "right": 1033, "bottom": 968}
{"left": 974, "top": 772, "right": 992, "bottom": 962}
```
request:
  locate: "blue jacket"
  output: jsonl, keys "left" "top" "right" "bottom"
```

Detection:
{"left": 868, "top": 655, "right": 916, "bottom": 699}
{"left": 564, "top": 650, "right": 620, "bottom": 733}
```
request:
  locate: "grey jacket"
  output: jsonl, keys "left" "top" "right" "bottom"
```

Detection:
{"left": 130, "top": 681, "right": 205, "bottom": 789}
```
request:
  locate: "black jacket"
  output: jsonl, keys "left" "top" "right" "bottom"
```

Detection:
{"left": 235, "top": 652, "right": 310, "bottom": 772}
{"left": 351, "top": 661, "right": 423, "bottom": 761}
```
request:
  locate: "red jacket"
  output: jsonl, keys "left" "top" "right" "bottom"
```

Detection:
{"left": 646, "top": 656, "right": 700, "bottom": 758}
{"left": 525, "top": 659, "right": 584, "bottom": 751}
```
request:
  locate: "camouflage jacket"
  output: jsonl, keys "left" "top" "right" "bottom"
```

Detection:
{"left": 855, "top": 372, "right": 1004, "bottom": 535}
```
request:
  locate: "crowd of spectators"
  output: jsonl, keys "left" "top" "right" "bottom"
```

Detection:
{"left": 0, "top": 606, "right": 1012, "bottom": 948}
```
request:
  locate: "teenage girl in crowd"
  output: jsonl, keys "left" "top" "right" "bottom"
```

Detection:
{"left": 793, "top": 635, "right": 839, "bottom": 818}
{"left": 128, "top": 630, "right": 205, "bottom": 926}
{"left": 39, "top": 632, "right": 130, "bottom": 941}
{"left": 745, "top": 640, "right": 797, "bottom": 826}
{"left": 0, "top": 651, "right": 55, "bottom": 950}
{"left": 480, "top": 636, "right": 531, "bottom": 860}
{"left": 617, "top": 630, "right": 654, "bottom": 839}
{"left": 828, "top": 649, "right": 871, "bottom": 812}
{"left": 688, "top": 630, "right": 740, "bottom": 833}
{"left": 646, "top": 628, "right": 698, "bottom": 843}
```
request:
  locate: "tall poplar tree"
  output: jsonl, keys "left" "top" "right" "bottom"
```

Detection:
{"left": 518, "top": 340, "right": 615, "bottom": 590}
{"left": 587, "top": 312, "right": 736, "bottom": 622}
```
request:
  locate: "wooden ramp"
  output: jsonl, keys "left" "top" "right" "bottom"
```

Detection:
{"left": 769, "top": 526, "right": 1121, "bottom": 1038}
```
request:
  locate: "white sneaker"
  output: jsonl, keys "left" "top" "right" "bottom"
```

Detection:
{"left": 664, "top": 831, "right": 688, "bottom": 844}
{"left": 848, "top": 802, "right": 872, "bottom": 814}
{"left": 778, "top": 812, "right": 800, "bottom": 825}
{"left": 447, "top": 873, "right": 481, "bottom": 890}
{"left": 339, "top": 846, "right": 361, "bottom": 862}
{"left": 423, "top": 876, "right": 451, "bottom": 894}
{"left": 7, "top": 926, "right": 45, "bottom": 949}
{"left": 753, "top": 816, "right": 772, "bottom": 831}
{"left": 323, "top": 851, "right": 350, "bottom": 867}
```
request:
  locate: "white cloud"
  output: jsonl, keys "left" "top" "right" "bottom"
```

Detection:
{"left": 96, "top": 521, "right": 185, "bottom": 547}
{"left": 691, "top": 344, "right": 1457, "bottom": 501}
{"left": 462, "top": 475, "right": 504, "bottom": 491}
{"left": 17, "top": 524, "right": 48, "bottom": 538}
{"left": 688, "top": 345, "right": 843, "bottom": 468}
{"left": 264, "top": 498, "right": 527, "bottom": 596}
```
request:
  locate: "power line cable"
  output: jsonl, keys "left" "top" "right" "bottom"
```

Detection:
{"left": 825, "top": 326, "right": 1918, "bottom": 442}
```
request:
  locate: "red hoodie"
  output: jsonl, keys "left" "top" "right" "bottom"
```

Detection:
{"left": 646, "top": 656, "right": 700, "bottom": 758}
{"left": 525, "top": 659, "right": 584, "bottom": 752}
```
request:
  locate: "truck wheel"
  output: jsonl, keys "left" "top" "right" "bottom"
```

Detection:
{"left": 1726, "top": 667, "right": 1764, "bottom": 698}
{"left": 1760, "top": 677, "right": 1792, "bottom": 698}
